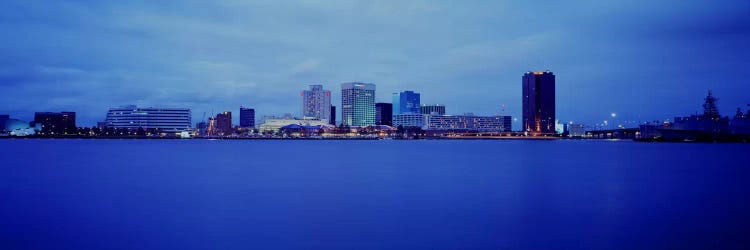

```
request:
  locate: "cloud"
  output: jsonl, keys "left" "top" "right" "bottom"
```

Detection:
{"left": 0, "top": 0, "right": 749, "bottom": 126}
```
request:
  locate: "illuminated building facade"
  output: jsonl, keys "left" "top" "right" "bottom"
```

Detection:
{"left": 104, "top": 106, "right": 191, "bottom": 133}
{"left": 206, "top": 117, "right": 217, "bottom": 136}
{"left": 216, "top": 111, "right": 232, "bottom": 135}
{"left": 522, "top": 71, "right": 556, "bottom": 135}
{"left": 34, "top": 112, "right": 76, "bottom": 135}
{"left": 341, "top": 82, "right": 376, "bottom": 126}
{"left": 424, "top": 115, "right": 511, "bottom": 132}
{"left": 302, "top": 85, "right": 332, "bottom": 121}
{"left": 259, "top": 118, "right": 331, "bottom": 133}
{"left": 392, "top": 91, "right": 421, "bottom": 114}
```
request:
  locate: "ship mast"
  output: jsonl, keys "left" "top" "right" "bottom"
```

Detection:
{"left": 702, "top": 90, "right": 720, "bottom": 120}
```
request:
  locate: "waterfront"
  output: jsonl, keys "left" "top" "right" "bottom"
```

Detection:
{"left": 1, "top": 140, "right": 749, "bottom": 249}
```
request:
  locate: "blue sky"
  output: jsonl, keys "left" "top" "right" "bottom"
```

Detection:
{"left": 1, "top": 0, "right": 749, "bottom": 128}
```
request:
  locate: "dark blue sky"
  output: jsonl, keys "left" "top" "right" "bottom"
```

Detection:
{"left": 1, "top": 0, "right": 749, "bottom": 127}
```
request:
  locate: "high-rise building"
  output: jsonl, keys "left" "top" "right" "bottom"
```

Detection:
{"left": 216, "top": 111, "right": 232, "bottom": 135}
{"left": 375, "top": 103, "right": 393, "bottom": 126}
{"left": 34, "top": 112, "right": 76, "bottom": 135}
{"left": 522, "top": 71, "right": 556, "bottom": 135}
{"left": 341, "top": 82, "right": 376, "bottom": 126}
{"left": 104, "top": 106, "right": 191, "bottom": 133}
{"left": 420, "top": 104, "right": 446, "bottom": 115}
{"left": 330, "top": 106, "right": 336, "bottom": 125}
{"left": 302, "top": 85, "right": 332, "bottom": 121}
{"left": 240, "top": 107, "right": 255, "bottom": 128}
{"left": 392, "top": 91, "right": 421, "bottom": 114}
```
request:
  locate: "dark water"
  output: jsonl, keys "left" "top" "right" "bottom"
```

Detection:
{"left": 1, "top": 139, "right": 749, "bottom": 249}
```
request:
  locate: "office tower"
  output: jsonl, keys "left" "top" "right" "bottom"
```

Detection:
{"left": 330, "top": 106, "right": 336, "bottom": 125}
{"left": 522, "top": 71, "right": 556, "bottom": 135}
{"left": 34, "top": 112, "right": 76, "bottom": 135}
{"left": 302, "top": 85, "right": 331, "bottom": 121}
{"left": 216, "top": 111, "right": 232, "bottom": 135}
{"left": 375, "top": 103, "right": 393, "bottom": 126}
{"left": 341, "top": 82, "right": 376, "bottom": 126}
{"left": 420, "top": 104, "right": 446, "bottom": 115}
{"left": 105, "top": 106, "right": 191, "bottom": 133}
{"left": 240, "top": 107, "right": 255, "bottom": 128}
{"left": 392, "top": 91, "right": 421, "bottom": 114}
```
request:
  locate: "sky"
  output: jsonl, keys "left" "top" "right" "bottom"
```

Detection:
{"left": 1, "top": 0, "right": 749, "bottom": 128}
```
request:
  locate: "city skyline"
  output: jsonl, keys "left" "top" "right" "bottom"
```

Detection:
{"left": 1, "top": 1, "right": 749, "bottom": 127}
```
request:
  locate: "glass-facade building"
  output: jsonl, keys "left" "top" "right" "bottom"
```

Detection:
{"left": 302, "top": 85, "right": 332, "bottom": 121}
{"left": 376, "top": 103, "right": 393, "bottom": 126}
{"left": 392, "top": 91, "right": 421, "bottom": 114}
{"left": 105, "top": 106, "right": 191, "bottom": 133}
{"left": 240, "top": 107, "right": 255, "bottom": 128}
{"left": 522, "top": 71, "right": 556, "bottom": 135}
{"left": 341, "top": 82, "right": 376, "bottom": 126}
{"left": 330, "top": 106, "right": 336, "bottom": 125}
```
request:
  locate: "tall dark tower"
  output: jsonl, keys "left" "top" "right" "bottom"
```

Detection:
{"left": 330, "top": 106, "right": 336, "bottom": 125}
{"left": 522, "top": 71, "right": 555, "bottom": 135}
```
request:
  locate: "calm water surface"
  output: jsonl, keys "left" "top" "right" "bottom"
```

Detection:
{"left": 1, "top": 139, "right": 749, "bottom": 249}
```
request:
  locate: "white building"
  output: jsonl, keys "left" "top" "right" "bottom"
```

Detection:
{"left": 302, "top": 85, "right": 331, "bottom": 121}
{"left": 104, "top": 105, "right": 192, "bottom": 133}
{"left": 423, "top": 114, "right": 511, "bottom": 132}
{"left": 393, "top": 113, "right": 425, "bottom": 128}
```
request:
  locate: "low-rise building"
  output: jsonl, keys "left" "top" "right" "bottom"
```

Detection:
{"left": 569, "top": 123, "right": 586, "bottom": 137}
{"left": 393, "top": 113, "right": 425, "bottom": 128}
{"left": 424, "top": 114, "right": 511, "bottom": 132}
{"left": 34, "top": 112, "right": 76, "bottom": 135}
{"left": 259, "top": 118, "right": 331, "bottom": 133}
{"left": 104, "top": 105, "right": 191, "bottom": 133}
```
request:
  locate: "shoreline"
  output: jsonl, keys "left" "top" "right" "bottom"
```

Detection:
{"left": 1, "top": 136, "right": 747, "bottom": 143}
